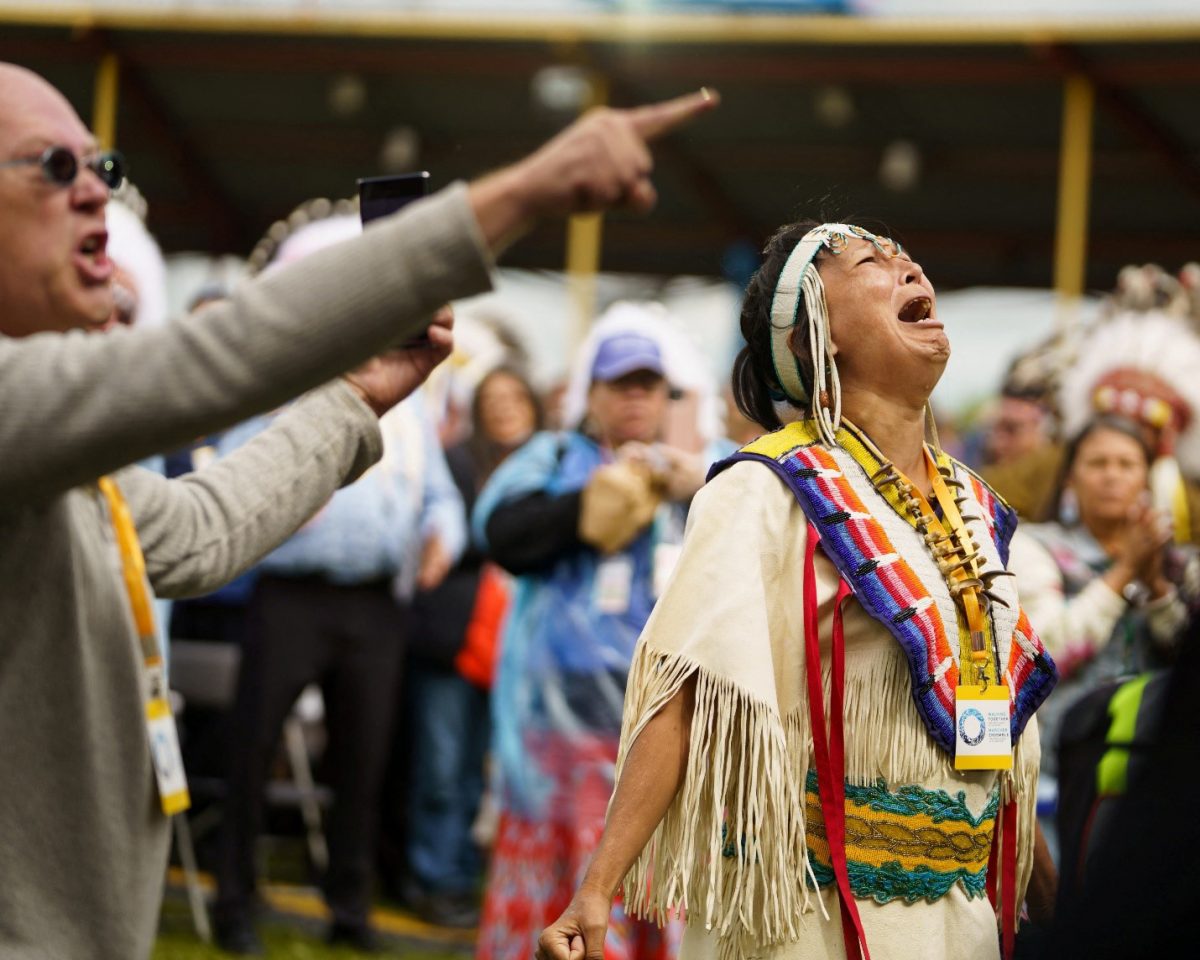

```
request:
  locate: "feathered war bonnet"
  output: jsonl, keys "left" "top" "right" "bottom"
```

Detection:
{"left": 1057, "top": 263, "right": 1200, "bottom": 540}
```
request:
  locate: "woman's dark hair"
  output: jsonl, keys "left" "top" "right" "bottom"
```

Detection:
{"left": 731, "top": 219, "right": 822, "bottom": 430}
{"left": 469, "top": 365, "right": 544, "bottom": 481}
{"left": 1063, "top": 414, "right": 1155, "bottom": 475}
{"left": 1052, "top": 413, "right": 1155, "bottom": 519}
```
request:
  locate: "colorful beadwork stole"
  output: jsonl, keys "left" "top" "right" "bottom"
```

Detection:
{"left": 711, "top": 419, "right": 1057, "bottom": 757}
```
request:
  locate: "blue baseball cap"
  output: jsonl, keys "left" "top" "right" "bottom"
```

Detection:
{"left": 591, "top": 332, "right": 665, "bottom": 383}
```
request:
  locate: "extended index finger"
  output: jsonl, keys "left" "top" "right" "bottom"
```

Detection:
{"left": 627, "top": 88, "right": 720, "bottom": 142}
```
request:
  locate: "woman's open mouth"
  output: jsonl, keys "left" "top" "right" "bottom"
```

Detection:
{"left": 898, "top": 296, "right": 933, "bottom": 323}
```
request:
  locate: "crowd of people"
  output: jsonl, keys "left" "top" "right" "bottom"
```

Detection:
{"left": 5, "top": 53, "right": 1200, "bottom": 960}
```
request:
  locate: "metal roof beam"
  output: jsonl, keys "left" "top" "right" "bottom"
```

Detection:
{"left": 12, "top": 33, "right": 1200, "bottom": 88}
{"left": 5, "top": 7, "right": 1200, "bottom": 46}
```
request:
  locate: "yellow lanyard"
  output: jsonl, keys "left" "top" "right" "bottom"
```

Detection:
{"left": 840, "top": 421, "right": 1012, "bottom": 770}
{"left": 98, "top": 477, "right": 163, "bottom": 664}
{"left": 892, "top": 454, "right": 995, "bottom": 686}
{"left": 98, "top": 477, "right": 190, "bottom": 815}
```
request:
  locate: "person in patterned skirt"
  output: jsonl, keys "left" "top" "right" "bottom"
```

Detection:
{"left": 473, "top": 330, "right": 719, "bottom": 960}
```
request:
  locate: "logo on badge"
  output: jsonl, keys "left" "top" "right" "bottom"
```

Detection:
{"left": 958, "top": 707, "right": 986, "bottom": 747}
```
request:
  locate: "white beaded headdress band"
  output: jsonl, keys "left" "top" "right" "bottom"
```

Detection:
{"left": 769, "top": 222, "right": 903, "bottom": 446}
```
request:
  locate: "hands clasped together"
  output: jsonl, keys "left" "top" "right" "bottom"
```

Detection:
{"left": 579, "top": 442, "right": 708, "bottom": 554}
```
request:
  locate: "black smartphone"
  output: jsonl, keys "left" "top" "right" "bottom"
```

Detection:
{"left": 357, "top": 171, "right": 433, "bottom": 347}
{"left": 357, "top": 171, "right": 430, "bottom": 224}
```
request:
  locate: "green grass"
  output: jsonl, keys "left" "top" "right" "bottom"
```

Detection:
{"left": 152, "top": 927, "right": 468, "bottom": 960}
{"left": 154, "top": 900, "right": 471, "bottom": 960}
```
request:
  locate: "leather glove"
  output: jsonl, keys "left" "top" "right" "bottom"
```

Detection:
{"left": 579, "top": 461, "right": 663, "bottom": 554}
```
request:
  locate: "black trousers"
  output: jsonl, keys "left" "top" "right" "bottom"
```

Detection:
{"left": 214, "top": 574, "right": 406, "bottom": 928}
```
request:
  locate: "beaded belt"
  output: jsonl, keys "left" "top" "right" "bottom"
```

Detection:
{"left": 804, "top": 772, "right": 998, "bottom": 905}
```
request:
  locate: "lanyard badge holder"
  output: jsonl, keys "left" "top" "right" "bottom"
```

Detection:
{"left": 99, "top": 477, "right": 191, "bottom": 816}
{"left": 917, "top": 457, "right": 1018, "bottom": 959}
{"left": 907, "top": 456, "right": 1012, "bottom": 772}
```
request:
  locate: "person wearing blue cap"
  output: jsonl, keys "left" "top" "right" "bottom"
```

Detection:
{"left": 469, "top": 329, "right": 709, "bottom": 960}
{"left": 591, "top": 330, "right": 665, "bottom": 380}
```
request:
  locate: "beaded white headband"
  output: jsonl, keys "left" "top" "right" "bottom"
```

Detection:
{"left": 768, "top": 222, "right": 902, "bottom": 445}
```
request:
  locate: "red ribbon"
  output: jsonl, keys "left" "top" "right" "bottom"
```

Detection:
{"left": 985, "top": 795, "right": 1019, "bottom": 959}
{"left": 1001, "top": 798, "right": 1017, "bottom": 960}
{"left": 804, "top": 521, "right": 1019, "bottom": 960}
{"left": 803, "top": 523, "right": 871, "bottom": 960}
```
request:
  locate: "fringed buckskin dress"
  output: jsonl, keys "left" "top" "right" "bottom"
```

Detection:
{"left": 614, "top": 421, "right": 1057, "bottom": 960}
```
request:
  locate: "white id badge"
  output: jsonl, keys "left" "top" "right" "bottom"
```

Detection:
{"left": 146, "top": 697, "right": 190, "bottom": 815}
{"left": 143, "top": 662, "right": 190, "bottom": 815}
{"left": 653, "top": 542, "right": 683, "bottom": 598}
{"left": 595, "top": 556, "right": 634, "bottom": 615}
{"left": 954, "top": 684, "right": 1013, "bottom": 771}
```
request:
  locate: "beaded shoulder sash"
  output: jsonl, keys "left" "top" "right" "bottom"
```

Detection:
{"left": 711, "top": 420, "right": 1056, "bottom": 756}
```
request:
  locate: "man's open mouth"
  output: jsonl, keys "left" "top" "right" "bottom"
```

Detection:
{"left": 73, "top": 230, "right": 112, "bottom": 284}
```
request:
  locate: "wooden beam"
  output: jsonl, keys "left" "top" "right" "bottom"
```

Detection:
{"left": 1052, "top": 71, "right": 1095, "bottom": 304}
{"left": 681, "top": 140, "right": 1165, "bottom": 182}
{"left": 601, "top": 50, "right": 1059, "bottom": 87}
{"left": 13, "top": 33, "right": 1200, "bottom": 89}
{"left": 565, "top": 71, "right": 608, "bottom": 337}
{"left": 33, "top": 37, "right": 1060, "bottom": 86}
{"left": 116, "top": 39, "right": 553, "bottom": 78}
{"left": 91, "top": 50, "right": 119, "bottom": 151}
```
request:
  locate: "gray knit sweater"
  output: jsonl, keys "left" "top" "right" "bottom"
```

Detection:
{"left": 0, "top": 185, "right": 491, "bottom": 959}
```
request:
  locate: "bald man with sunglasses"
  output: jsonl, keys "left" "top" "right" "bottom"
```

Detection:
{"left": 0, "top": 62, "right": 717, "bottom": 960}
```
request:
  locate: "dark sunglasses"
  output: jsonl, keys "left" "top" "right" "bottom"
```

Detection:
{"left": 0, "top": 145, "right": 125, "bottom": 190}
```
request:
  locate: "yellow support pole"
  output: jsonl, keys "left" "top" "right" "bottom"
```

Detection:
{"left": 565, "top": 71, "right": 609, "bottom": 345}
{"left": 566, "top": 213, "right": 604, "bottom": 318}
{"left": 92, "top": 51, "right": 120, "bottom": 151}
{"left": 1052, "top": 72, "right": 1095, "bottom": 326}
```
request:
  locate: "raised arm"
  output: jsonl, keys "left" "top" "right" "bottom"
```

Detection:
{"left": 469, "top": 90, "right": 718, "bottom": 252}
{"left": 0, "top": 186, "right": 488, "bottom": 506}
{"left": 1, "top": 89, "right": 719, "bottom": 509}
{"left": 118, "top": 380, "right": 380, "bottom": 599}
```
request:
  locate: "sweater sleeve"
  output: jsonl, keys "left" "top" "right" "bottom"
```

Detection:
{"left": 119, "top": 380, "right": 383, "bottom": 599}
{"left": 485, "top": 490, "right": 585, "bottom": 575}
{"left": 0, "top": 183, "right": 491, "bottom": 508}
{"left": 1010, "top": 527, "right": 1133, "bottom": 669}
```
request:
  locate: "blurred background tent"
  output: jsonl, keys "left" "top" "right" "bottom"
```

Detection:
{"left": 4, "top": 0, "right": 1200, "bottom": 414}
